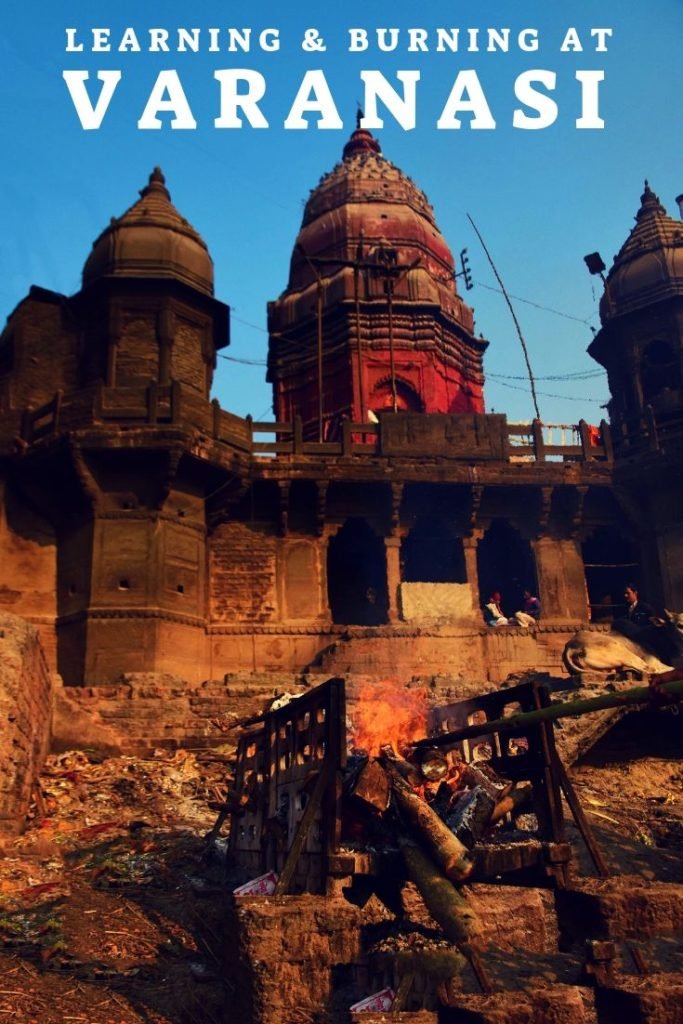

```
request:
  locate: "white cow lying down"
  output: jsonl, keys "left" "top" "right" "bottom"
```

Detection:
{"left": 563, "top": 610, "right": 683, "bottom": 675}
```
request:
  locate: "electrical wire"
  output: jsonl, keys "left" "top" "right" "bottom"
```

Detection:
{"left": 489, "top": 377, "right": 607, "bottom": 402}
{"left": 218, "top": 352, "right": 266, "bottom": 366}
{"left": 474, "top": 280, "right": 598, "bottom": 326}
{"left": 488, "top": 369, "right": 604, "bottom": 382}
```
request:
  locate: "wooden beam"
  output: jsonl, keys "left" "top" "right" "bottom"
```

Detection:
{"left": 273, "top": 762, "right": 331, "bottom": 896}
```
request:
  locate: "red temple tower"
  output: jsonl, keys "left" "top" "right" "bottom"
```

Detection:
{"left": 267, "top": 124, "right": 487, "bottom": 438}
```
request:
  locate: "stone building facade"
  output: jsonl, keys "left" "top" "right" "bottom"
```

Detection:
{"left": 1, "top": 137, "right": 682, "bottom": 687}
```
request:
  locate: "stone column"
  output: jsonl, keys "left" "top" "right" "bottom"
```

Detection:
{"left": 157, "top": 307, "right": 173, "bottom": 386}
{"left": 462, "top": 532, "right": 483, "bottom": 616}
{"left": 531, "top": 536, "right": 587, "bottom": 622}
{"left": 385, "top": 536, "right": 402, "bottom": 623}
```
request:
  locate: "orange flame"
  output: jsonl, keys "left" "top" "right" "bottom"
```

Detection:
{"left": 350, "top": 682, "right": 428, "bottom": 756}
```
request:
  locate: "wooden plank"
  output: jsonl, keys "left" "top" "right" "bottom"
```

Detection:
{"left": 554, "top": 756, "right": 610, "bottom": 876}
{"left": 273, "top": 761, "right": 331, "bottom": 895}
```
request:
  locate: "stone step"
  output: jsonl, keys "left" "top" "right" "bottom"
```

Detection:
{"left": 594, "top": 974, "right": 683, "bottom": 1024}
{"left": 441, "top": 986, "right": 595, "bottom": 1024}
{"left": 557, "top": 877, "right": 683, "bottom": 941}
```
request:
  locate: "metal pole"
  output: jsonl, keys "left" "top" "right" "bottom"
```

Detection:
{"left": 317, "top": 277, "right": 324, "bottom": 441}
{"left": 387, "top": 276, "right": 398, "bottom": 413}
{"left": 354, "top": 264, "right": 365, "bottom": 424}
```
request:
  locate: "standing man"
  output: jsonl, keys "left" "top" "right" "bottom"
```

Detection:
{"left": 623, "top": 584, "right": 654, "bottom": 628}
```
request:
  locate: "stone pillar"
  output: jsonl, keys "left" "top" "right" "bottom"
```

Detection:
{"left": 157, "top": 307, "right": 173, "bottom": 386}
{"left": 653, "top": 525, "right": 683, "bottom": 610}
{"left": 385, "top": 536, "right": 402, "bottom": 623}
{"left": 531, "top": 536, "right": 588, "bottom": 622}
{"left": 462, "top": 532, "right": 483, "bottom": 615}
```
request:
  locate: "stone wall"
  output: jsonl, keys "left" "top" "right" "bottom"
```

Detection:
{"left": 0, "top": 613, "right": 53, "bottom": 834}
{"left": 400, "top": 582, "right": 474, "bottom": 623}
{"left": 314, "top": 625, "right": 578, "bottom": 681}
{"left": 52, "top": 672, "right": 308, "bottom": 755}
{"left": 210, "top": 522, "right": 278, "bottom": 624}
{"left": 0, "top": 476, "right": 57, "bottom": 669}
{"left": 224, "top": 884, "right": 560, "bottom": 1024}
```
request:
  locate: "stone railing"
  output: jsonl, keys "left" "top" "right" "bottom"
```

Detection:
{"left": 17, "top": 388, "right": 613, "bottom": 464}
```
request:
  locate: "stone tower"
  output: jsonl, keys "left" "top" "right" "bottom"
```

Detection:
{"left": 80, "top": 166, "right": 226, "bottom": 397}
{"left": 0, "top": 169, "right": 234, "bottom": 683}
{"left": 589, "top": 182, "right": 683, "bottom": 448}
{"left": 267, "top": 124, "right": 487, "bottom": 438}
{"left": 589, "top": 182, "right": 683, "bottom": 606}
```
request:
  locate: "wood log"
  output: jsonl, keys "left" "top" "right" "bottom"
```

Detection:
{"left": 489, "top": 782, "right": 533, "bottom": 824}
{"left": 379, "top": 743, "right": 422, "bottom": 788}
{"left": 444, "top": 787, "right": 496, "bottom": 849}
{"left": 394, "top": 947, "right": 466, "bottom": 980}
{"left": 461, "top": 762, "right": 512, "bottom": 802}
{"left": 350, "top": 758, "right": 391, "bottom": 813}
{"left": 411, "top": 679, "right": 683, "bottom": 751}
{"left": 391, "top": 972, "right": 416, "bottom": 1012}
{"left": 383, "top": 761, "right": 474, "bottom": 882}
{"left": 400, "top": 839, "right": 480, "bottom": 946}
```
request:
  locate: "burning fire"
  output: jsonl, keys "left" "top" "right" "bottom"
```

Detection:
{"left": 350, "top": 682, "right": 428, "bottom": 756}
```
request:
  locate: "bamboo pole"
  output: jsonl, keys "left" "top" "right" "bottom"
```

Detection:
{"left": 411, "top": 679, "right": 683, "bottom": 752}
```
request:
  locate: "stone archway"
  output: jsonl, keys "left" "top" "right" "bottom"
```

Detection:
{"left": 369, "top": 377, "right": 423, "bottom": 417}
{"left": 582, "top": 526, "right": 640, "bottom": 621}
{"left": 477, "top": 519, "right": 537, "bottom": 618}
{"left": 326, "top": 518, "right": 388, "bottom": 625}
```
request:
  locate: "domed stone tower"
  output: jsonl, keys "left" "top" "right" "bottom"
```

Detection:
{"left": 268, "top": 124, "right": 487, "bottom": 437}
{"left": 589, "top": 182, "right": 683, "bottom": 449}
{"left": 83, "top": 167, "right": 214, "bottom": 295}
{"left": 0, "top": 168, "right": 235, "bottom": 685}
{"left": 78, "top": 167, "right": 228, "bottom": 397}
{"left": 589, "top": 182, "right": 683, "bottom": 609}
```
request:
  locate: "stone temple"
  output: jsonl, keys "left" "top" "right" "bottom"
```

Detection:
{"left": 1, "top": 127, "right": 682, "bottom": 701}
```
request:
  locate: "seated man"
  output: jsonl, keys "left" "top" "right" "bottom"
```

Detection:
{"left": 484, "top": 591, "right": 511, "bottom": 627}
{"left": 513, "top": 589, "right": 541, "bottom": 628}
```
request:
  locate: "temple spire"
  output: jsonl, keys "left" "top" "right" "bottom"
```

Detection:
{"left": 139, "top": 166, "right": 171, "bottom": 201}
{"left": 342, "top": 119, "right": 382, "bottom": 160}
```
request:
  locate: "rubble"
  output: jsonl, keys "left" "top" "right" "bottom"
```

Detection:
{"left": 0, "top": 677, "right": 680, "bottom": 1023}
{"left": 0, "top": 746, "right": 233, "bottom": 1024}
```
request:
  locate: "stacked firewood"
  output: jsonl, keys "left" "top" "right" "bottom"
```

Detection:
{"left": 345, "top": 744, "right": 533, "bottom": 954}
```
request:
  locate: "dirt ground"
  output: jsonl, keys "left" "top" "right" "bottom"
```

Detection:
{"left": 0, "top": 749, "right": 234, "bottom": 1024}
{"left": 0, "top": 708, "right": 681, "bottom": 1024}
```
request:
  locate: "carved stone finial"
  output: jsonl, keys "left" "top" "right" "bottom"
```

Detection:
{"left": 636, "top": 179, "right": 666, "bottom": 220}
{"left": 139, "top": 166, "right": 171, "bottom": 200}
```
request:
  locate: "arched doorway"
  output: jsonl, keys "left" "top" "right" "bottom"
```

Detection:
{"left": 402, "top": 517, "right": 466, "bottom": 583}
{"left": 369, "top": 378, "right": 423, "bottom": 418}
{"left": 582, "top": 526, "right": 640, "bottom": 621}
{"left": 327, "top": 518, "right": 388, "bottom": 625}
{"left": 477, "top": 520, "right": 536, "bottom": 618}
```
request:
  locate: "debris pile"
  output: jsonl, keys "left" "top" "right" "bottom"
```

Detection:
{"left": 0, "top": 747, "right": 234, "bottom": 1024}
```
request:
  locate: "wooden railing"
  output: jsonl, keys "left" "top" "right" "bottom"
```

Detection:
{"left": 506, "top": 418, "right": 612, "bottom": 462}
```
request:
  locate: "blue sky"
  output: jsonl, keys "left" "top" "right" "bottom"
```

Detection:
{"left": 1, "top": 0, "right": 682, "bottom": 425}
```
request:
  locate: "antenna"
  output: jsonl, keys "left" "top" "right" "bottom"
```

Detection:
{"left": 467, "top": 213, "right": 540, "bottom": 421}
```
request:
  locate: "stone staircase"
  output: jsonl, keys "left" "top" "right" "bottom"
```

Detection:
{"left": 225, "top": 871, "right": 683, "bottom": 1024}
